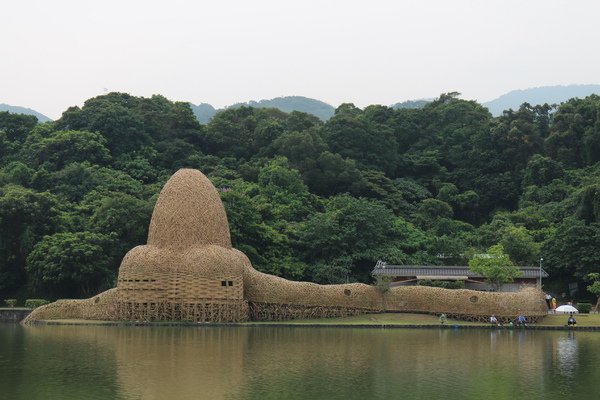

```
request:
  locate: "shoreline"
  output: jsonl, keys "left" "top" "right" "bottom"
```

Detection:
{"left": 24, "top": 319, "right": 600, "bottom": 331}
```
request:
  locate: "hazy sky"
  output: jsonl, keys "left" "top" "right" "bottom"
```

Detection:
{"left": 2, "top": 0, "right": 600, "bottom": 119}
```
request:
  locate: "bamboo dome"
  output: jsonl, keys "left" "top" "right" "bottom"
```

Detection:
{"left": 147, "top": 168, "right": 231, "bottom": 249}
{"left": 116, "top": 169, "right": 248, "bottom": 322}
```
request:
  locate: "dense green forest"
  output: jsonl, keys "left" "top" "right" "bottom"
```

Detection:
{"left": 1, "top": 92, "right": 599, "bottom": 302}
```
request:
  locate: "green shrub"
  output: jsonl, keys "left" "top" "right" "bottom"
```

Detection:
{"left": 25, "top": 299, "right": 49, "bottom": 309}
{"left": 576, "top": 302, "right": 592, "bottom": 314}
{"left": 4, "top": 299, "right": 17, "bottom": 307}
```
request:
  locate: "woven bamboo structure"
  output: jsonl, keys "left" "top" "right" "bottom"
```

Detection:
{"left": 24, "top": 168, "right": 547, "bottom": 324}
{"left": 22, "top": 288, "right": 119, "bottom": 322}
{"left": 115, "top": 169, "right": 249, "bottom": 322}
{"left": 242, "top": 267, "right": 547, "bottom": 322}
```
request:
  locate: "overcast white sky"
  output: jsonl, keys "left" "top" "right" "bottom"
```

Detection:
{"left": 2, "top": 0, "right": 599, "bottom": 119}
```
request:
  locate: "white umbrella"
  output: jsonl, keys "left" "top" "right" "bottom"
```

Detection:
{"left": 555, "top": 305, "right": 578, "bottom": 314}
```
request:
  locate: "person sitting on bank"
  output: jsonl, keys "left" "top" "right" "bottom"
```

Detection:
{"left": 517, "top": 314, "right": 528, "bottom": 327}
{"left": 490, "top": 314, "right": 501, "bottom": 327}
{"left": 567, "top": 314, "right": 577, "bottom": 327}
{"left": 439, "top": 313, "right": 447, "bottom": 325}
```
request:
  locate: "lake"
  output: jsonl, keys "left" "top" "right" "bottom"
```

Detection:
{"left": 0, "top": 324, "right": 598, "bottom": 400}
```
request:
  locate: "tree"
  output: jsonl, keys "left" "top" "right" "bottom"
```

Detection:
{"left": 0, "top": 161, "right": 35, "bottom": 187}
{"left": 297, "top": 195, "right": 403, "bottom": 282}
{"left": 522, "top": 154, "right": 565, "bottom": 187}
{"left": 154, "top": 139, "right": 198, "bottom": 170}
{"left": 306, "top": 259, "right": 352, "bottom": 285}
{"left": 487, "top": 103, "right": 548, "bottom": 173}
{"left": 468, "top": 244, "right": 522, "bottom": 290}
{"left": 0, "top": 111, "right": 38, "bottom": 143}
{"left": 352, "top": 169, "right": 406, "bottom": 214}
{"left": 218, "top": 179, "right": 304, "bottom": 279}
{"left": 114, "top": 151, "right": 160, "bottom": 184}
{"left": 284, "top": 111, "right": 322, "bottom": 132}
{"left": 21, "top": 130, "right": 111, "bottom": 170}
{"left": 0, "top": 185, "right": 60, "bottom": 295}
{"left": 56, "top": 92, "right": 203, "bottom": 155}
{"left": 58, "top": 98, "right": 148, "bottom": 155}
{"left": 89, "top": 193, "right": 153, "bottom": 258}
{"left": 576, "top": 184, "right": 600, "bottom": 224}
{"left": 322, "top": 104, "right": 399, "bottom": 175}
{"left": 302, "top": 151, "right": 364, "bottom": 196}
{"left": 270, "top": 128, "right": 328, "bottom": 173}
{"left": 256, "top": 157, "right": 317, "bottom": 222}
{"left": 26, "top": 231, "right": 117, "bottom": 298}
{"left": 542, "top": 218, "right": 600, "bottom": 280}
{"left": 36, "top": 162, "right": 151, "bottom": 202}
{"left": 585, "top": 273, "right": 600, "bottom": 312}
{"left": 392, "top": 178, "right": 431, "bottom": 217}
{"left": 436, "top": 182, "right": 480, "bottom": 222}
{"left": 545, "top": 95, "right": 600, "bottom": 167}
{"left": 202, "top": 106, "right": 288, "bottom": 160}
{"left": 414, "top": 198, "right": 453, "bottom": 230}
{"left": 422, "top": 94, "right": 491, "bottom": 172}
{"left": 499, "top": 226, "right": 539, "bottom": 265}
{"left": 374, "top": 274, "right": 392, "bottom": 311}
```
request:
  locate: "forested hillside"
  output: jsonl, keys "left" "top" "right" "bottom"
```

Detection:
{"left": 1, "top": 92, "right": 599, "bottom": 302}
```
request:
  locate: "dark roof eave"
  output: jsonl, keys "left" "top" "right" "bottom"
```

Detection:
{"left": 371, "top": 265, "right": 549, "bottom": 278}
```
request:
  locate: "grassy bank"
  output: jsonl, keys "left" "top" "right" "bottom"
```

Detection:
{"left": 539, "top": 313, "right": 600, "bottom": 327}
{"left": 250, "top": 312, "right": 600, "bottom": 327}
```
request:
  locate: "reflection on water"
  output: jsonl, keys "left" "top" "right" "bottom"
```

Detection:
{"left": 556, "top": 332, "right": 578, "bottom": 378}
{"left": 1, "top": 325, "right": 599, "bottom": 400}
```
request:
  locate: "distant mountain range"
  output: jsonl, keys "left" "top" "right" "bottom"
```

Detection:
{"left": 482, "top": 84, "right": 600, "bottom": 116}
{"left": 391, "top": 99, "right": 431, "bottom": 110}
{"left": 4, "top": 85, "right": 600, "bottom": 124}
{"left": 190, "top": 96, "right": 336, "bottom": 124}
{"left": 190, "top": 85, "right": 600, "bottom": 122}
{"left": 0, "top": 103, "right": 51, "bottom": 122}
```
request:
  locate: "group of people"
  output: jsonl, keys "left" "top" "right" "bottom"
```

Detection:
{"left": 490, "top": 313, "right": 577, "bottom": 327}
{"left": 439, "top": 310, "right": 577, "bottom": 327}
{"left": 545, "top": 292, "right": 578, "bottom": 326}
{"left": 489, "top": 314, "right": 528, "bottom": 327}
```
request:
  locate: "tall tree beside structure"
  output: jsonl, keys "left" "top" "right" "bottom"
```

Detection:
{"left": 586, "top": 273, "right": 600, "bottom": 312}
{"left": 468, "top": 244, "right": 523, "bottom": 290}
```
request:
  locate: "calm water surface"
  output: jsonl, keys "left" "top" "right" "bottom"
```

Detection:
{"left": 0, "top": 324, "right": 599, "bottom": 400}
